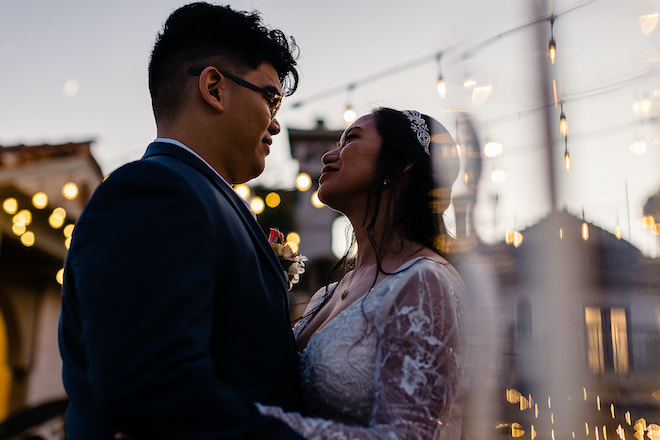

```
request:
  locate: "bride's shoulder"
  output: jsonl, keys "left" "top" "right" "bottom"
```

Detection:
{"left": 393, "top": 255, "right": 467, "bottom": 301}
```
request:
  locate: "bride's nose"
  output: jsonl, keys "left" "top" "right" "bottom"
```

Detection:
{"left": 322, "top": 148, "right": 339, "bottom": 165}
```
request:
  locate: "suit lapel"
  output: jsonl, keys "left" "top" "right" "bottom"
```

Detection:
{"left": 142, "top": 142, "right": 289, "bottom": 292}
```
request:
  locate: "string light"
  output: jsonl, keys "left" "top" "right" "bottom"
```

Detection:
{"left": 32, "top": 192, "right": 48, "bottom": 209}
{"left": 343, "top": 83, "right": 357, "bottom": 124}
{"left": 343, "top": 105, "right": 357, "bottom": 124}
{"left": 62, "top": 182, "right": 79, "bottom": 199}
{"left": 2, "top": 197, "right": 18, "bottom": 214}
{"left": 615, "top": 214, "right": 622, "bottom": 239}
{"left": 21, "top": 231, "right": 35, "bottom": 247}
{"left": 630, "top": 140, "right": 646, "bottom": 155}
{"left": 484, "top": 141, "right": 503, "bottom": 157}
{"left": 560, "top": 102, "right": 570, "bottom": 170}
{"left": 296, "top": 173, "right": 312, "bottom": 191}
{"left": 437, "top": 75, "right": 446, "bottom": 98}
{"left": 13, "top": 209, "right": 32, "bottom": 226}
{"left": 56, "top": 268, "right": 64, "bottom": 285}
{"left": 49, "top": 207, "right": 66, "bottom": 229}
{"left": 549, "top": 15, "right": 557, "bottom": 64}
{"left": 286, "top": 232, "right": 300, "bottom": 246}
{"left": 436, "top": 53, "right": 446, "bottom": 98}
{"left": 633, "top": 98, "right": 651, "bottom": 113}
{"left": 288, "top": 2, "right": 609, "bottom": 117}
{"left": 582, "top": 209, "right": 589, "bottom": 241}
{"left": 462, "top": 54, "right": 476, "bottom": 89}
{"left": 265, "top": 192, "right": 281, "bottom": 208}
{"left": 311, "top": 191, "right": 324, "bottom": 208}
{"left": 249, "top": 196, "right": 265, "bottom": 214}
{"left": 639, "top": 13, "right": 659, "bottom": 35}
{"left": 234, "top": 184, "right": 250, "bottom": 199}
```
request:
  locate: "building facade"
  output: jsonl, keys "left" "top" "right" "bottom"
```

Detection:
{"left": 0, "top": 141, "right": 103, "bottom": 436}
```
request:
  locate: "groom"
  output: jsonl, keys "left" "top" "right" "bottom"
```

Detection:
{"left": 58, "top": 3, "right": 304, "bottom": 439}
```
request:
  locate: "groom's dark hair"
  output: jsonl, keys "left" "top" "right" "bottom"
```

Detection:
{"left": 148, "top": 2, "right": 299, "bottom": 122}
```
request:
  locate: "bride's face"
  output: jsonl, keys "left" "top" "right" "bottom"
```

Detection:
{"left": 317, "top": 114, "right": 382, "bottom": 214}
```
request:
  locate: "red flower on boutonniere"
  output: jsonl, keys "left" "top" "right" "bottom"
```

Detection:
{"left": 268, "top": 228, "right": 307, "bottom": 290}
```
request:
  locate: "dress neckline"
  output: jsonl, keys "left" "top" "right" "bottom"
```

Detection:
{"left": 296, "top": 256, "right": 445, "bottom": 343}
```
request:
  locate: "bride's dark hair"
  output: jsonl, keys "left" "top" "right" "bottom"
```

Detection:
{"left": 295, "top": 107, "right": 461, "bottom": 324}
{"left": 335, "top": 107, "right": 460, "bottom": 277}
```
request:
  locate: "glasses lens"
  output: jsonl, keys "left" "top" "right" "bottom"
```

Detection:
{"left": 271, "top": 96, "right": 282, "bottom": 117}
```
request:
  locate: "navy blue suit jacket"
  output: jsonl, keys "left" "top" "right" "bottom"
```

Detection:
{"left": 58, "top": 142, "right": 304, "bottom": 439}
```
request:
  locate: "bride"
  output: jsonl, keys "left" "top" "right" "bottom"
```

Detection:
{"left": 259, "top": 107, "right": 467, "bottom": 439}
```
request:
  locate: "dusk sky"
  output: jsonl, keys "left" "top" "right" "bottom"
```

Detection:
{"left": 1, "top": 0, "right": 658, "bottom": 255}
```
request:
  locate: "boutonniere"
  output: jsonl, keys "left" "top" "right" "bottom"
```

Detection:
{"left": 268, "top": 228, "right": 308, "bottom": 290}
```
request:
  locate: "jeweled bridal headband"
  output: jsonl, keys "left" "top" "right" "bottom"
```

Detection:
{"left": 402, "top": 110, "right": 431, "bottom": 154}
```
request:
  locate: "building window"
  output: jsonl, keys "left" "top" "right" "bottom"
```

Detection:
{"left": 584, "top": 307, "right": 630, "bottom": 374}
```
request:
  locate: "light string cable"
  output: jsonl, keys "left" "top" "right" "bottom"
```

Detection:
{"left": 288, "top": 0, "right": 601, "bottom": 110}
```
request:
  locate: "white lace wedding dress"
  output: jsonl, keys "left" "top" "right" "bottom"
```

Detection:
{"left": 259, "top": 257, "right": 466, "bottom": 440}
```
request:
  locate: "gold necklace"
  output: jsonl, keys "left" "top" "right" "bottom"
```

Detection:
{"left": 340, "top": 264, "right": 375, "bottom": 300}
{"left": 341, "top": 287, "right": 350, "bottom": 300}
{"left": 340, "top": 272, "right": 354, "bottom": 300}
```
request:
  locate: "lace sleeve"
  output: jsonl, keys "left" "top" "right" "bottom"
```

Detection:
{"left": 259, "top": 263, "right": 464, "bottom": 440}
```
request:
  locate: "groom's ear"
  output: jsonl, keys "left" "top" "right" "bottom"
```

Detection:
{"left": 197, "top": 66, "right": 226, "bottom": 112}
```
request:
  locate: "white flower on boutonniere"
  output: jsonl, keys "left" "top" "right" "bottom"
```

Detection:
{"left": 268, "top": 228, "right": 308, "bottom": 290}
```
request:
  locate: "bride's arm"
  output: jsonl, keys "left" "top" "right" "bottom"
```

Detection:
{"left": 259, "top": 265, "right": 464, "bottom": 440}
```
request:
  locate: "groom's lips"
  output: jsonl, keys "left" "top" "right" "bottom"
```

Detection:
{"left": 262, "top": 137, "right": 272, "bottom": 155}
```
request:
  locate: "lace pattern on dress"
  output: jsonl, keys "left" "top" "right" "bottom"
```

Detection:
{"left": 259, "top": 257, "right": 466, "bottom": 440}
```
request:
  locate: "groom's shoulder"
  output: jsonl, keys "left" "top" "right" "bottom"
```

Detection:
{"left": 102, "top": 153, "right": 208, "bottom": 189}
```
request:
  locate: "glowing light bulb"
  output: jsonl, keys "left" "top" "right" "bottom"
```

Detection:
{"left": 62, "top": 182, "right": 79, "bottom": 199}
{"left": 436, "top": 77, "right": 446, "bottom": 98}
{"left": 343, "top": 107, "right": 357, "bottom": 124}
{"left": 56, "top": 268, "right": 64, "bottom": 285}
{"left": 234, "top": 184, "right": 250, "bottom": 199}
{"left": 311, "top": 191, "right": 324, "bottom": 208}
{"left": 513, "top": 231, "right": 523, "bottom": 247}
{"left": 564, "top": 150, "right": 571, "bottom": 170}
{"left": 549, "top": 38, "right": 557, "bottom": 64}
{"left": 13, "top": 209, "right": 32, "bottom": 226}
{"left": 286, "top": 232, "right": 300, "bottom": 245}
{"left": 32, "top": 192, "right": 48, "bottom": 209}
{"left": 490, "top": 169, "right": 506, "bottom": 183}
{"left": 63, "top": 224, "right": 75, "bottom": 238}
{"left": 630, "top": 141, "right": 647, "bottom": 155}
{"left": 484, "top": 141, "right": 503, "bottom": 158}
{"left": 560, "top": 115, "right": 568, "bottom": 137}
{"left": 49, "top": 207, "right": 66, "bottom": 228}
{"left": 21, "top": 231, "right": 35, "bottom": 247}
{"left": 639, "top": 13, "right": 658, "bottom": 35}
{"left": 250, "top": 197, "right": 264, "bottom": 214}
{"left": 511, "top": 423, "right": 525, "bottom": 438}
{"left": 2, "top": 197, "right": 18, "bottom": 214}
{"left": 296, "top": 173, "right": 312, "bottom": 191}
{"left": 643, "top": 215, "right": 655, "bottom": 228}
{"left": 265, "top": 192, "right": 281, "bottom": 208}
{"left": 633, "top": 99, "right": 651, "bottom": 113}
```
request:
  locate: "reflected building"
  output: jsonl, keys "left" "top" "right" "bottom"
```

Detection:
{"left": 644, "top": 190, "right": 660, "bottom": 251}
{"left": 472, "top": 209, "right": 660, "bottom": 439}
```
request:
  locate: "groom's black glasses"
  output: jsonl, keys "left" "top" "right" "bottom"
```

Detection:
{"left": 187, "top": 68, "right": 283, "bottom": 118}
